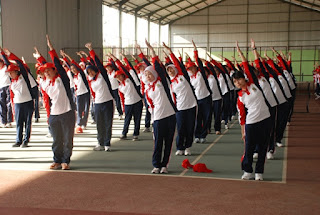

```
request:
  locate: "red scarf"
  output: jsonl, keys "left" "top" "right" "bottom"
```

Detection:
{"left": 49, "top": 74, "right": 60, "bottom": 86}
{"left": 11, "top": 74, "right": 20, "bottom": 83}
{"left": 145, "top": 77, "right": 161, "bottom": 109}
{"left": 171, "top": 74, "right": 180, "bottom": 84}
{"left": 190, "top": 71, "right": 198, "bottom": 79}
{"left": 239, "top": 86, "right": 250, "bottom": 96}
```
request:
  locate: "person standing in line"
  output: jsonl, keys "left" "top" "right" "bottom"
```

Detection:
{"left": 144, "top": 40, "right": 177, "bottom": 174}
{"left": 235, "top": 41, "right": 271, "bottom": 181}
{"left": 43, "top": 35, "right": 76, "bottom": 170}
{"left": 1, "top": 47, "right": 34, "bottom": 148}
{"left": 163, "top": 43, "right": 197, "bottom": 156}
{"left": 0, "top": 58, "right": 13, "bottom": 128}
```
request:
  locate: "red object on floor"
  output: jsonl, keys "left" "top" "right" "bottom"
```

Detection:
{"left": 193, "top": 163, "right": 213, "bottom": 173}
{"left": 182, "top": 159, "right": 194, "bottom": 169}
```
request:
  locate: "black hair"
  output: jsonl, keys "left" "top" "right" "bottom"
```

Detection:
{"left": 232, "top": 70, "right": 245, "bottom": 80}
{"left": 86, "top": 65, "right": 99, "bottom": 73}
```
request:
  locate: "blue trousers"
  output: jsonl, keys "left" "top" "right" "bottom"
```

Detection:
{"left": 112, "top": 89, "right": 123, "bottom": 116}
{"left": 31, "top": 86, "right": 40, "bottom": 119}
{"left": 152, "top": 114, "right": 176, "bottom": 168}
{"left": 144, "top": 96, "right": 151, "bottom": 128}
{"left": 76, "top": 92, "right": 90, "bottom": 127}
{"left": 212, "top": 99, "right": 222, "bottom": 132}
{"left": 222, "top": 92, "right": 231, "bottom": 125}
{"left": 123, "top": 100, "right": 143, "bottom": 136}
{"left": 176, "top": 106, "right": 196, "bottom": 150}
{"left": 15, "top": 101, "right": 34, "bottom": 143}
{"left": 276, "top": 102, "right": 290, "bottom": 143}
{"left": 242, "top": 117, "right": 271, "bottom": 174}
{"left": 90, "top": 100, "right": 95, "bottom": 122}
{"left": 49, "top": 110, "right": 75, "bottom": 164}
{"left": 195, "top": 96, "right": 211, "bottom": 138}
{"left": 95, "top": 100, "right": 114, "bottom": 146}
{"left": 288, "top": 89, "right": 296, "bottom": 123}
{"left": 0, "top": 86, "right": 12, "bottom": 124}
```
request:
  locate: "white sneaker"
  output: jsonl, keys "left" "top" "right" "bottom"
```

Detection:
{"left": 184, "top": 148, "right": 191, "bottom": 156}
{"left": 287, "top": 122, "right": 290, "bottom": 126}
{"left": 105, "top": 146, "right": 111, "bottom": 151}
{"left": 45, "top": 133, "right": 52, "bottom": 138}
{"left": 175, "top": 150, "right": 184, "bottom": 156}
{"left": 0, "top": 124, "right": 5, "bottom": 128}
{"left": 5, "top": 123, "right": 12, "bottom": 128}
{"left": 276, "top": 142, "right": 283, "bottom": 147}
{"left": 241, "top": 172, "right": 254, "bottom": 180}
{"left": 253, "top": 153, "right": 258, "bottom": 159}
{"left": 255, "top": 173, "right": 263, "bottom": 181}
{"left": 267, "top": 151, "right": 274, "bottom": 160}
{"left": 225, "top": 124, "right": 229, "bottom": 130}
{"left": 231, "top": 115, "right": 235, "bottom": 120}
{"left": 81, "top": 125, "right": 86, "bottom": 130}
{"left": 119, "top": 115, "right": 124, "bottom": 120}
{"left": 221, "top": 120, "right": 225, "bottom": 124}
{"left": 200, "top": 138, "right": 206, "bottom": 143}
{"left": 151, "top": 168, "right": 160, "bottom": 174}
{"left": 132, "top": 136, "right": 139, "bottom": 141}
{"left": 93, "top": 145, "right": 104, "bottom": 151}
{"left": 193, "top": 138, "right": 200, "bottom": 144}
{"left": 160, "top": 167, "right": 168, "bottom": 174}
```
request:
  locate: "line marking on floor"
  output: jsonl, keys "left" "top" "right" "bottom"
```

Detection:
{"left": 282, "top": 127, "right": 289, "bottom": 184}
{"left": 179, "top": 120, "right": 237, "bottom": 177}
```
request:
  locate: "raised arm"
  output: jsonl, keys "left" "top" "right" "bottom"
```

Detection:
{"left": 136, "top": 43, "right": 151, "bottom": 66}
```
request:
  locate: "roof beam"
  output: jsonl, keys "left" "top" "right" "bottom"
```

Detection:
{"left": 145, "top": 0, "right": 186, "bottom": 17}
{"left": 130, "top": 0, "right": 161, "bottom": 13}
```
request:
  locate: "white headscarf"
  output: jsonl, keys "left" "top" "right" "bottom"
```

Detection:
{"left": 165, "top": 64, "right": 178, "bottom": 79}
{"left": 144, "top": 65, "right": 158, "bottom": 82}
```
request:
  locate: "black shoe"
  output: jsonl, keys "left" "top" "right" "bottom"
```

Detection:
{"left": 12, "top": 142, "right": 22, "bottom": 147}
{"left": 120, "top": 135, "right": 127, "bottom": 140}
{"left": 35, "top": 118, "right": 39, "bottom": 123}
{"left": 20, "top": 142, "right": 29, "bottom": 148}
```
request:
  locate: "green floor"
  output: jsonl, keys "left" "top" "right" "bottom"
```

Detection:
{"left": 0, "top": 109, "right": 286, "bottom": 182}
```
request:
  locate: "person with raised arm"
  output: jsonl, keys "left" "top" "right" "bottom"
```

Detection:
{"left": 109, "top": 52, "right": 143, "bottom": 141}
{"left": 85, "top": 42, "right": 115, "bottom": 152}
{"left": 250, "top": 39, "right": 279, "bottom": 160}
{"left": 1, "top": 47, "right": 34, "bottom": 148}
{"left": 104, "top": 55, "right": 123, "bottom": 120}
{"left": 234, "top": 41, "right": 271, "bottom": 181}
{"left": 184, "top": 41, "right": 212, "bottom": 144}
{"left": 61, "top": 50, "right": 91, "bottom": 133}
{"left": 163, "top": 42, "right": 197, "bottom": 156}
{"left": 144, "top": 40, "right": 177, "bottom": 174}
{"left": 43, "top": 35, "right": 76, "bottom": 170}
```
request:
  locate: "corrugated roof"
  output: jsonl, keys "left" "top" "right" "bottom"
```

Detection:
{"left": 102, "top": 0, "right": 320, "bottom": 25}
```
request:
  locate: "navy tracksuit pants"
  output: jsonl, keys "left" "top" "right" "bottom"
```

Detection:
{"left": 112, "top": 89, "right": 123, "bottom": 116}
{"left": 195, "top": 96, "right": 211, "bottom": 139}
{"left": 95, "top": 100, "right": 114, "bottom": 146}
{"left": 15, "top": 100, "right": 34, "bottom": 144}
{"left": 242, "top": 117, "right": 271, "bottom": 174}
{"left": 276, "top": 101, "right": 290, "bottom": 143}
{"left": 288, "top": 89, "right": 296, "bottom": 123}
{"left": 76, "top": 92, "right": 90, "bottom": 127}
{"left": 222, "top": 92, "right": 231, "bottom": 125}
{"left": 144, "top": 96, "right": 151, "bottom": 128}
{"left": 123, "top": 100, "right": 143, "bottom": 136}
{"left": 31, "top": 86, "right": 40, "bottom": 120}
{"left": 176, "top": 106, "right": 196, "bottom": 150}
{"left": 152, "top": 114, "right": 176, "bottom": 168}
{"left": 49, "top": 110, "right": 75, "bottom": 164}
{"left": 0, "top": 86, "right": 12, "bottom": 124}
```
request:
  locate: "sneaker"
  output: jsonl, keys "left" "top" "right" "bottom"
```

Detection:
{"left": 120, "top": 135, "right": 127, "bottom": 140}
{"left": 132, "top": 136, "right": 138, "bottom": 141}
{"left": 267, "top": 151, "right": 274, "bottom": 160}
{"left": 20, "top": 142, "right": 28, "bottom": 148}
{"left": 225, "top": 124, "right": 229, "bottom": 130}
{"left": 12, "top": 142, "right": 22, "bottom": 147}
{"left": 276, "top": 142, "right": 283, "bottom": 147}
{"left": 91, "top": 121, "right": 96, "bottom": 124}
{"left": 215, "top": 131, "right": 221, "bottom": 135}
{"left": 160, "top": 167, "right": 168, "bottom": 174}
{"left": 119, "top": 115, "right": 124, "bottom": 120}
{"left": 143, "top": 127, "right": 151, "bottom": 132}
{"left": 105, "top": 146, "right": 111, "bottom": 152}
{"left": 184, "top": 148, "right": 191, "bottom": 156}
{"left": 5, "top": 123, "right": 12, "bottom": 128}
{"left": 0, "top": 124, "right": 5, "bottom": 128}
{"left": 200, "top": 138, "right": 206, "bottom": 143}
{"left": 151, "top": 167, "right": 160, "bottom": 174}
{"left": 253, "top": 153, "right": 258, "bottom": 159}
{"left": 231, "top": 115, "right": 236, "bottom": 120}
{"left": 241, "top": 171, "right": 254, "bottom": 180}
{"left": 287, "top": 122, "right": 290, "bottom": 126}
{"left": 45, "top": 133, "right": 52, "bottom": 138}
{"left": 255, "top": 173, "right": 263, "bottom": 181}
{"left": 35, "top": 118, "right": 39, "bottom": 123}
{"left": 50, "top": 162, "right": 61, "bottom": 170}
{"left": 221, "top": 120, "right": 225, "bottom": 124}
{"left": 193, "top": 138, "right": 200, "bottom": 144}
{"left": 93, "top": 145, "right": 104, "bottom": 151}
{"left": 61, "top": 163, "right": 70, "bottom": 170}
{"left": 81, "top": 125, "right": 86, "bottom": 130}
{"left": 175, "top": 150, "right": 184, "bottom": 156}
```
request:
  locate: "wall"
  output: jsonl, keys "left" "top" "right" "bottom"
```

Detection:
{"left": 1, "top": 0, "right": 102, "bottom": 65}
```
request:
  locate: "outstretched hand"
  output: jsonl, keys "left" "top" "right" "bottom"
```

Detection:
{"left": 46, "top": 35, "right": 54, "bottom": 50}
{"left": 85, "top": 42, "right": 92, "bottom": 51}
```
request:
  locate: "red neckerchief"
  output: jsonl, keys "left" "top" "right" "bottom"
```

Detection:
{"left": 11, "top": 74, "right": 20, "bottom": 83}
{"left": 171, "top": 74, "right": 180, "bottom": 84}
{"left": 120, "top": 77, "right": 127, "bottom": 86}
{"left": 148, "top": 77, "right": 161, "bottom": 91}
{"left": 239, "top": 86, "right": 251, "bottom": 97}
{"left": 49, "top": 74, "right": 60, "bottom": 86}
{"left": 190, "top": 71, "right": 198, "bottom": 79}
{"left": 74, "top": 72, "right": 79, "bottom": 79}
{"left": 89, "top": 71, "right": 100, "bottom": 83}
